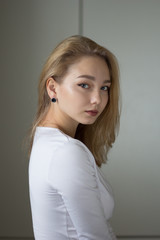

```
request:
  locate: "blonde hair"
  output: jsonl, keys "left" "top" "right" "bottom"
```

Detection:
{"left": 29, "top": 35, "right": 120, "bottom": 167}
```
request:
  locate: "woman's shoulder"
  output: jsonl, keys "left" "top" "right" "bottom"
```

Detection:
{"left": 34, "top": 127, "right": 70, "bottom": 145}
{"left": 33, "top": 127, "right": 93, "bottom": 161}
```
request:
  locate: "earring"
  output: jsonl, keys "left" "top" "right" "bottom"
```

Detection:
{"left": 51, "top": 98, "right": 56, "bottom": 103}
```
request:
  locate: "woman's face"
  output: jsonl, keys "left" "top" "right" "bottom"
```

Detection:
{"left": 55, "top": 56, "right": 111, "bottom": 127}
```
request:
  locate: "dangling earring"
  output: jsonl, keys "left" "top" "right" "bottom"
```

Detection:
{"left": 51, "top": 98, "right": 56, "bottom": 103}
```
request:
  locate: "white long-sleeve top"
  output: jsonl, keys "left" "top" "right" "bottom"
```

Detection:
{"left": 29, "top": 127, "right": 117, "bottom": 240}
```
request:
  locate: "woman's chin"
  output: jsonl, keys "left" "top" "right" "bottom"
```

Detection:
{"left": 79, "top": 119, "right": 97, "bottom": 125}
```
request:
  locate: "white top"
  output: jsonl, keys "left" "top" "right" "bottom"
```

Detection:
{"left": 29, "top": 127, "right": 117, "bottom": 240}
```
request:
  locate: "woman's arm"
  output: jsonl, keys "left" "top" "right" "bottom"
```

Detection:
{"left": 48, "top": 141, "right": 114, "bottom": 240}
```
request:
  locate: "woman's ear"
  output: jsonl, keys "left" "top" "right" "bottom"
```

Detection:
{"left": 46, "top": 77, "right": 57, "bottom": 99}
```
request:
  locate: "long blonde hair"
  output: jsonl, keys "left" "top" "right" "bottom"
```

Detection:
{"left": 29, "top": 35, "right": 120, "bottom": 167}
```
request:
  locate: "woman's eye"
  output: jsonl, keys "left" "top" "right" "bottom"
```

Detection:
{"left": 78, "top": 83, "right": 89, "bottom": 89}
{"left": 101, "top": 86, "right": 109, "bottom": 91}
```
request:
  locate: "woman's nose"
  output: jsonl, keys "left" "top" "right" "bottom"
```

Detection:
{"left": 90, "top": 90, "right": 101, "bottom": 105}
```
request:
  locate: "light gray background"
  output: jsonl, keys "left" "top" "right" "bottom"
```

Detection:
{"left": 0, "top": 0, "right": 160, "bottom": 239}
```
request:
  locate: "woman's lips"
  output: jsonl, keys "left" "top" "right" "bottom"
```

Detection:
{"left": 85, "top": 110, "right": 98, "bottom": 116}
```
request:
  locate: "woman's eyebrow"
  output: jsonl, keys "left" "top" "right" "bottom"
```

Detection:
{"left": 77, "top": 74, "right": 111, "bottom": 83}
{"left": 77, "top": 74, "right": 95, "bottom": 80}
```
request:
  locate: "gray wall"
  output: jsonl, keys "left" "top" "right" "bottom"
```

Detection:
{"left": 0, "top": 0, "right": 160, "bottom": 239}
{"left": 83, "top": 0, "right": 160, "bottom": 238}
{"left": 0, "top": 0, "right": 79, "bottom": 238}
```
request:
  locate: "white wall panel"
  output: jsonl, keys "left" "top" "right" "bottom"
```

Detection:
{"left": 83, "top": 0, "right": 160, "bottom": 237}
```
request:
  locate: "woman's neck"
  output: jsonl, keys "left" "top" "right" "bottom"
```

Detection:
{"left": 39, "top": 105, "right": 78, "bottom": 138}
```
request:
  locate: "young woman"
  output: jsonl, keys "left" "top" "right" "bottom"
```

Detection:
{"left": 29, "top": 35, "right": 120, "bottom": 240}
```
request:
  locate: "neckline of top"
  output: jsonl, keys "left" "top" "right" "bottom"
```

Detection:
{"left": 36, "top": 126, "right": 73, "bottom": 139}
